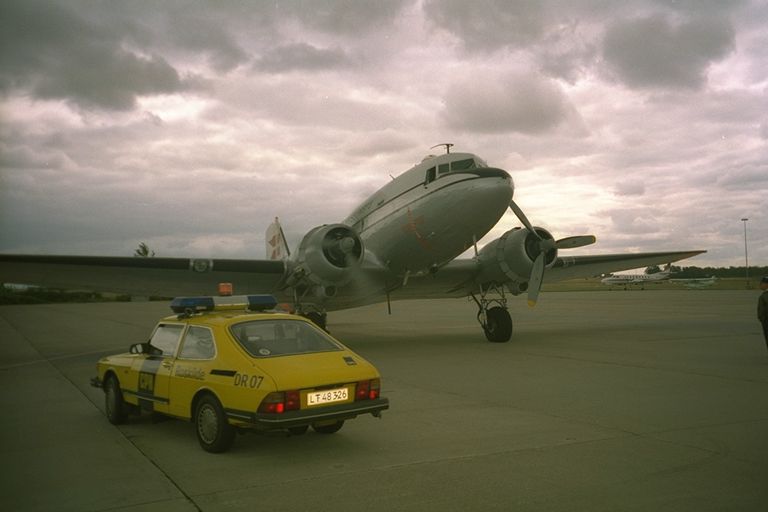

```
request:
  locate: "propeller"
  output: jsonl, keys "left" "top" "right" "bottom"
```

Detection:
{"left": 322, "top": 228, "right": 362, "bottom": 268}
{"left": 509, "top": 199, "right": 596, "bottom": 307}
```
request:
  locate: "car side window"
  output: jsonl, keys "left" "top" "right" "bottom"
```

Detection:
{"left": 179, "top": 326, "right": 216, "bottom": 360}
{"left": 149, "top": 324, "right": 184, "bottom": 356}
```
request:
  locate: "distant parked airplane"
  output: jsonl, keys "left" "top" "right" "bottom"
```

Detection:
{"left": 600, "top": 264, "right": 673, "bottom": 289}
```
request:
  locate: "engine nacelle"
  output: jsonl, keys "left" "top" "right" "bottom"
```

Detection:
{"left": 290, "top": 224, "right": 364, "bottom": 288}
{"left": 475, "top": 227, "right": 557, "bottom": 288}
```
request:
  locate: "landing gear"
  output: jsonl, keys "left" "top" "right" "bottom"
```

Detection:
{"left": 304, "top": 311, "right": 327, "bottom": 330}
{"left": 294, "top": 302, "right": 327, "bottom": 331}
{"left": 484, "top": 306, "right": 513, "bottom": 342}
{"left": 471, "top": 285, "right": 513, "bottom": 343}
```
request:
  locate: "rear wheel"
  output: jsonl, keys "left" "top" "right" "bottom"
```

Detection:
{"left": 104, "top": 375, "right": 127, "bottom": 425}
{"left": 312, "top": 420, "right": 344, "bottom": 434}
{"left": 194, "top": 394, "right": 235, "bottom": 453}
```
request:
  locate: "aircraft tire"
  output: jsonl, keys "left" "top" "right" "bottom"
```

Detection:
{"left": 305, "top": 312, "right": 327, "bottom": 330}
{"left": 484, "top": 306, "right": 513, "bottom": 343}
{"left": 104, "top": 374, "right": 128, "bottom": 425}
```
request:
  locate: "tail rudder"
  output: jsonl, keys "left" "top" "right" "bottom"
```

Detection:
{"left": 266, "top": 217, "right": 290, "bottom": 260}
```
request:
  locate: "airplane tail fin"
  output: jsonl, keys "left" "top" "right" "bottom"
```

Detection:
{"left": 266, "top": 217, "right": 291, "bottom": 260}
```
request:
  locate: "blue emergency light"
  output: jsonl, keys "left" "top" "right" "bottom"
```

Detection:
{"left": 170, "top": 295, "right": 277, "bottom": 314}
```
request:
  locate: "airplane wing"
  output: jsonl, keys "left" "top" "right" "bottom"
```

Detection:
{"left": 543, "top": 251, "right": 704, "bottom": 282}
{"left": 0, "top": 250, "right": 705, "bottom": 304}
{"left": 384, "top": 250, "right": 705, "bottom": 302}
{"left": 0, "top": 254, "right": 288, "bottom": 299}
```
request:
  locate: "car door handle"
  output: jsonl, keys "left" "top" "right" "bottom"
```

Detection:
{"left": 162, "top": 360, "right": 173, "bottom": 369}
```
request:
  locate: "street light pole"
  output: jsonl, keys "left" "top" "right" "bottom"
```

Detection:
{"left": 741, "top": 218, "right": 749, "bottom": 289}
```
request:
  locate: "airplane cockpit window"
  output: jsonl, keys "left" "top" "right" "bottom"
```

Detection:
{"left": 450, "top": 158, "right": 476, "bottom": 171}
{"left": 438, "top": 163, "right": 449, "bottom": 174}
{"left": 425, "top": 166, "right": 436, "bottom": 185}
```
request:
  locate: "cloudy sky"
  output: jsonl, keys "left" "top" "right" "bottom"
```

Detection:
{"left": 1, "top": 0, "right": 766, "bottom": 268}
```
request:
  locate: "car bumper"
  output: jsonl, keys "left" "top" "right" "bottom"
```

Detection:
{"left": 91, "top": 377, "right": 103, "bottom": 389}
{"left": 224, "top": 397, "right": 389, "bottom": 430}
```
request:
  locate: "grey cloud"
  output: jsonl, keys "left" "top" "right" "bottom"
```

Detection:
{"left": 159, "top": 11, "right": 250, "bottom": 72}
{"left": 614, "top": 181, "right": 646, "bottom": 197}
{"left": 256, "top": 44, "right": 352, "bottom": 72}
{"left": 607, "top": 208, "right": 661, "bottom": 235}
{"left": 442, "top": 73, "right": 572, "bottom": 134}
{"left": 714, "top": 159, "right": 768, "bottom": 191}
{"left": 288, "top": 0, "right": 410, "bottom": 35}
{"left": 424, "top": 0, "right": 546, "bottom": 52}
{"left": 0, "top": 0, "right": 183, "bottom": 110}
{"left": 602, "top": 14, "right": 735, "bottom": 89}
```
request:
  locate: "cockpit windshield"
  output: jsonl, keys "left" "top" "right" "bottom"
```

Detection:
{"left": 450, "top": 158, "right": 476, "bottom": 171}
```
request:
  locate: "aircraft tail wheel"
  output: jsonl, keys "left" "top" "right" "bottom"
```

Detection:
{"left": 483, "top": 306, "right": 513, "bottom": 343}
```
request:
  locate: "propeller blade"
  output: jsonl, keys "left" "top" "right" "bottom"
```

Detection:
{"left": 555, "top": 235, "right": 596, "bottom": 249}
{"left": 527, "top": 253, "right": 546, "bottom": 307}
{"left": 509, "top": 200, "right": 541, "bottom": 240}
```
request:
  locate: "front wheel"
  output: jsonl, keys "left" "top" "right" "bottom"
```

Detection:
{"left": 104, "top": 375, "right": 127, "bottom": 425}
{"left": 194, "top": 394, "right": 235, "bottom": 453}
{"left": 483, "top": 306, "right": 513, "bottom": 343}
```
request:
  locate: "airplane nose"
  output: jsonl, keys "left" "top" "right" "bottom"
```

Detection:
{"left": 477, "top": 167, "right": 515, "bottom": 199}
{"left": 471, "top": 167, "right": 511, "bottom": 180}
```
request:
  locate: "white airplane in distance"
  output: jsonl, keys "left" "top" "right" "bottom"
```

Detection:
{"left": 600, "top": 264, "right": 674, "bottom": 289}
{"left": 0, "top": 145, "right": 706, "bottom": 342}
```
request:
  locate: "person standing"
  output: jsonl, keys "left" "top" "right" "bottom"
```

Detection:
{"left": 759, "top": 276, "right": 768, "bottom": 351}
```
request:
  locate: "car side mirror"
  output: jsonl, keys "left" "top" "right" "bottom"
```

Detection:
{"left": 130, "top": 343, "right": 146, "bottom": 354}
{"left": 129, "top": 342, "right": 162, "bottom": 355}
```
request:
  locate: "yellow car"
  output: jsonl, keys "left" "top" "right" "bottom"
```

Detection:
{"left": 91, "top": 295, "right": 388, "bottom": 452}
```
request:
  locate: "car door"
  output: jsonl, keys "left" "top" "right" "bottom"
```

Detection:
{"left": 169, "top": 325, "right": 217, "bottom": 418}
{"left": 132, "top": 323, "right": 184, "bottom": 413}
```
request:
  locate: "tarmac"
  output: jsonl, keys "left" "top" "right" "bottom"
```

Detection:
{"left": 1, "top": 290, "right": 767, "bottom": 511}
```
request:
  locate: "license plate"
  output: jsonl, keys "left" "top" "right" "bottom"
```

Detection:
{"left": 306, "top": 387, "right": 348, "bottom": 406}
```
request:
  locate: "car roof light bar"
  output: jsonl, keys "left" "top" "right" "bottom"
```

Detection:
{"left": 170, "top": 295, "right": 278, "bottom": 314}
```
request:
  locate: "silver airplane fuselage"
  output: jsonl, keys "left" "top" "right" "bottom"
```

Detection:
{"left": 343, "top": 153, "right": 514, "bottom": 277}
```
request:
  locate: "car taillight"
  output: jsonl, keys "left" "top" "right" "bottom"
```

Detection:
{"left": 258, "top": 391, "right": 300, "bottom": 414}
{"left": 285, "top": 390, "right": 300, "bottom": 411}
{"left": 355, "top": 379, "right": 380, "bottom": 401}
{"left": 258, "top": 392, "right": 285, "bottom": 413}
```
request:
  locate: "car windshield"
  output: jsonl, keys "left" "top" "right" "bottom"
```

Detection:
{"left": 230, "top": 319, "right": 343, "bottom": 358}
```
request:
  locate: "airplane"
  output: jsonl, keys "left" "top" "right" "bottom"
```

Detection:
{"left": 0, "top": 145, "right": 705, "bottom": 342}
{"left": 600, "top": 264, "right": 673, "bottom": 289}
{"left": 669, "top": 276, "right": 718, "bottom": 289}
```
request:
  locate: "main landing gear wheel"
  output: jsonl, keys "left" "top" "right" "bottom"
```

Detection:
{"left": 483, "top": 306, "right": 513, "bottom": 343}
{"left": 305, "top": 311, "right": 327, "bottom": 331}
{"left": 195, "top": 394, "right": 235, "bottom": 453}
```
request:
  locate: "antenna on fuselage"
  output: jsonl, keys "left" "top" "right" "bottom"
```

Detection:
{"left": 430, "top": 143, "right": 454, "bottom": 154}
